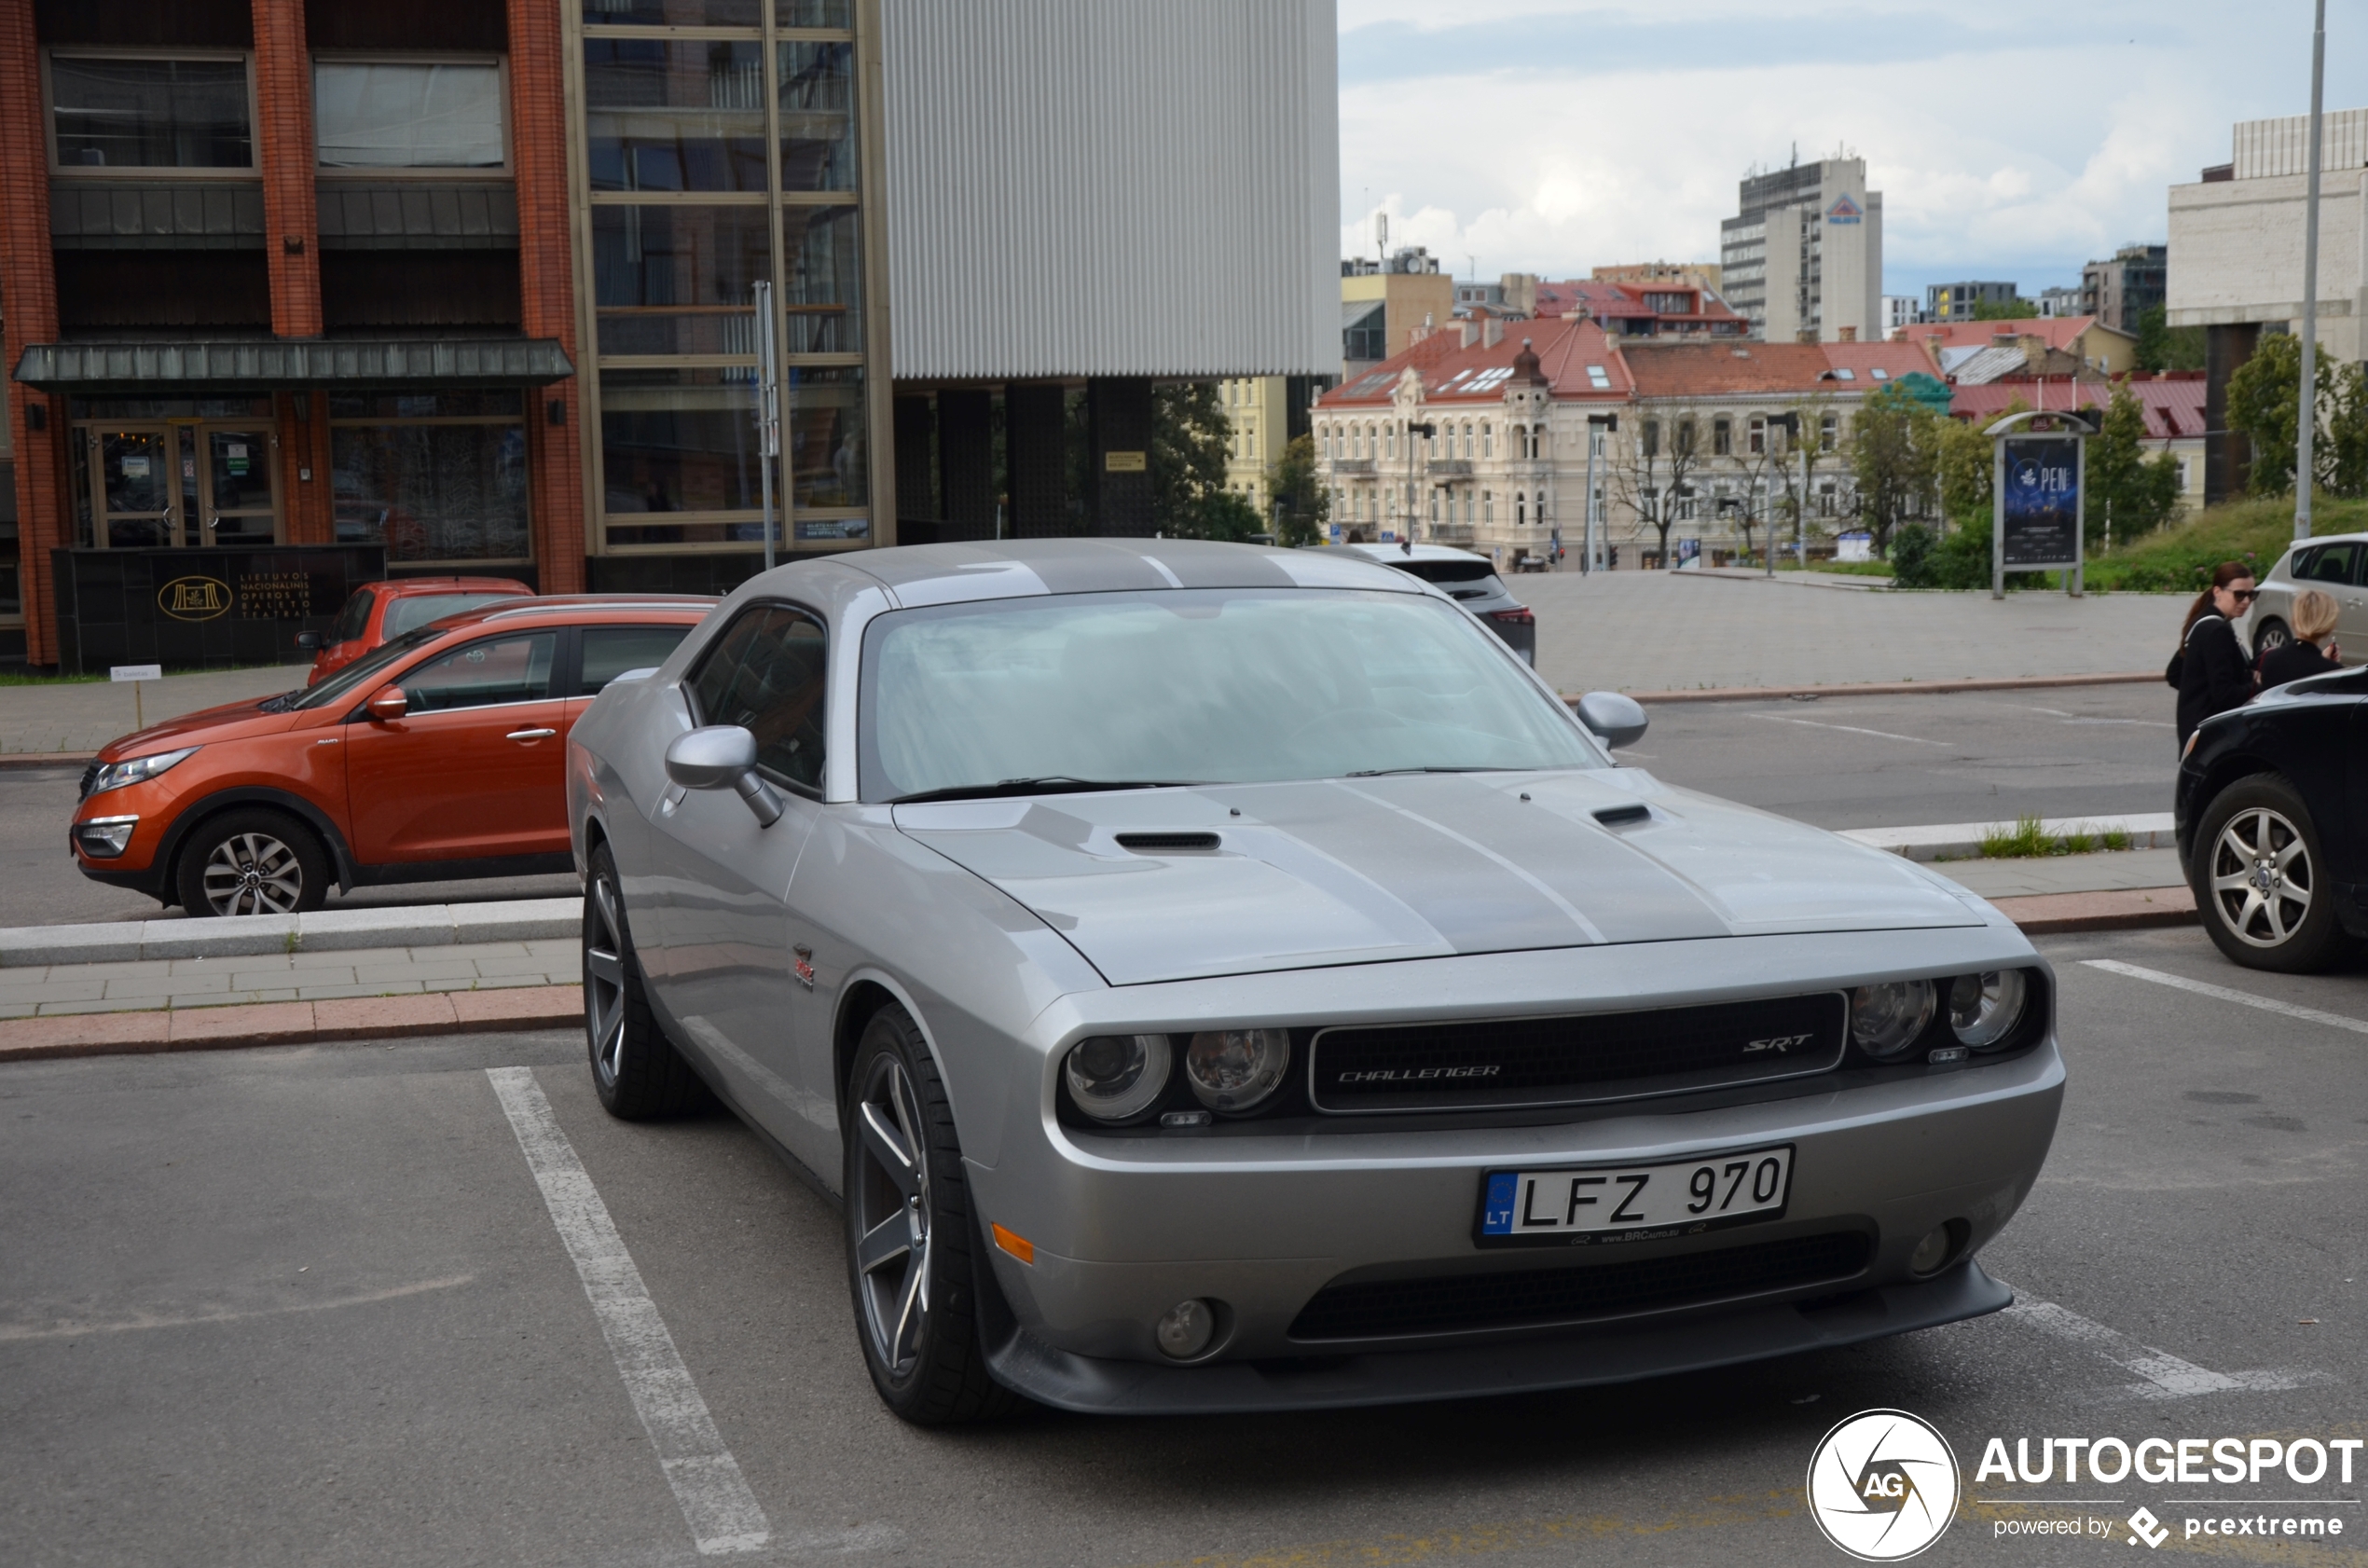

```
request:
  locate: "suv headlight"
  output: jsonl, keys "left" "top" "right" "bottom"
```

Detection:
{"left": 1183, "top": 1029, "right": 1290, "bottom": 1113}
{"left": 87, "top": 746, "right": 198, "bottom": 796}
{"left": 1851, "top": 980, "right": 1935, "bottom": 1058}
{"left": 1948, "top": 969, "right": 2028, "bottom": 1050}
{"left": 1064, "top": 1035, "right": 1170, "bottom": 1121}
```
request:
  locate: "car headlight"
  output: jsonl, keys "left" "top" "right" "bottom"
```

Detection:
{"left": 1851, "top": 980, "right": 1935, "bottom": 1058}
{"left": 1948, "top": 969, "right": 2028, "bottom": 1050}
{"left": 87, "top": 746, "right": 199, "bottom": 796}
{"left": 1183, "top": 1028, "right": 1290, "bottom": 1113}
{"left": 74, "top": 815, "right": 139, "bottom": 858}
{"left": 1064, "top": 1034, "right": 1170, "bottom": 1121}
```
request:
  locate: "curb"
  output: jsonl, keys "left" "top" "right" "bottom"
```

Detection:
{"left": 1841, "top": 813, "right": 2178, "bottom": 863}
{"left": 0, "top": 896, "right": 583, "bottom": 968}
{"left": 0, "top": 983, "right": 583, "bottom": 1064}
{"left": 0, "top": 751, "right": 96, "bottom": 769}
{"left": 1591, "top": 672, "right": 2162, "bottom": 705}
{"left": 1989, "top": 886, "right": 2196, "bottom": 935}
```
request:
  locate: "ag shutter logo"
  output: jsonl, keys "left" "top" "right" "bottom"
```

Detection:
{"left": 157, "top": 575, "right": 231, "bottom": 622}
{"left": 1808, "top": 1409, "right": 1960, "bottom": 1561}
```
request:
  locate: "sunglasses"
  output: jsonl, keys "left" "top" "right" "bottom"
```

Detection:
{"left": 2228, "top": 588, "right": 2259, "bottom": 601}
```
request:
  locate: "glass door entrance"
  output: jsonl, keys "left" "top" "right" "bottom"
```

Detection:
{"left": 80, "top": 420, "right": 282, "bottom": 548}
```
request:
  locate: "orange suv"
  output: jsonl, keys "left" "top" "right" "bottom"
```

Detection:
{"left": 299, "top": 575, "right": 533, "bottom": 684}
{"left": 73, "top": 596, "right": 717, "bottom": 916}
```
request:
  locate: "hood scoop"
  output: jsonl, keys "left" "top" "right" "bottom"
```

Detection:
{"left": 1114, "top": 831, "right": 1221, "bottom": 853}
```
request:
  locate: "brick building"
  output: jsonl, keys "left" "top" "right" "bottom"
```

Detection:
{"left": 1, "top": 0, "right": 1342, "bottom": 668}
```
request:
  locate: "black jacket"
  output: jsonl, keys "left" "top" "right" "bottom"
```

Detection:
{"left": 2175, "top": 614, "right": 2251, "bottom": 742}
{"left": 2258, "top": 639, "right": 2343, "bottom": 693}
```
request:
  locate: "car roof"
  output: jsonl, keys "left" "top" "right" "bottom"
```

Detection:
{"left": 368, "top": 576, "right": 533, "bottom": 596}
{"left": 1343, "top": 542, "right": 1493, "bottom": 567}
{"left": 429, "top": 593, "right": 719, "bottom": 631}
{"left": 815, "top": 537, "right": 1424, "bottom": 608}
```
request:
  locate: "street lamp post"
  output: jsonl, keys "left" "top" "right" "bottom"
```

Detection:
{"left": 2297, "top": 0, "right": 2327, "bottom": 543}
{"left": 1408, "top": 420, "right": 1434, "bottom": 544}
{"left": 752, "top": 279, "right": 780, "bottom": 571}
{"left": 1585, "top": 413, "right": 1617, "bottom": 572}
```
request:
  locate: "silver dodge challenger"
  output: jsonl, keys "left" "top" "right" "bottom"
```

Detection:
{"left": 566, "top": 538, "right": 2062, "bottom": 1424}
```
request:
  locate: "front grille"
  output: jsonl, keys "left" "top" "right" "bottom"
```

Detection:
{"left": 1309, "top": 992, "right": 1848, "bottom": 1113}
{"left": 1287, "top": 1230, "right": 1873, "bottom": 1341}
{"left": 77, "top": 760, "right": 103, "bottom": 800}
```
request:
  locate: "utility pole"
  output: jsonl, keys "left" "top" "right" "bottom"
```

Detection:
{"left": 2297, "top": 0, "right": 2327, "bottom": 542}
{"left": 752, "top": 279, "right": 779, "bottom": 570}
{"left": 1585, "top": 414, "right": 1617, "bottom": 572}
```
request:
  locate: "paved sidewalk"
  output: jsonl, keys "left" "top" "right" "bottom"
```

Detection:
{"left": 0, "top": 665, "right": 300, "bottom": 756}
{"left": 0, "top": 936, "right": 578, "bottom": 1018}
{"left": 1929, "top": 847, "right": 2183, "bottom": 900}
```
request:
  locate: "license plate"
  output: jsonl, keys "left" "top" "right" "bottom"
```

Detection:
{"left": 1475, "top": 1145, "right": 1794, "bottom": 1247}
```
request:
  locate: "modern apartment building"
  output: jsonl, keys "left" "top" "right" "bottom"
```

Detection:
{"left": 2081, "top": 243, "right": 2167, "bottom": 333}
{"left": 1924, "top": 281, "right": 2020, "bottom": 323}
{"left": 1342, "top": 248, "right": 1452, "bottom": 379}
{"left": 1717, "top": 155, "right": 1882, "bottom": 344}
{"left": 1881, "top": 294, "right": 1920, "bottom": 335}
{"left": 0, "top": 0, "right": 1340, "bottom": 667}
{"left": 1217, "top": 373, "right": 1329, "bottom": 515}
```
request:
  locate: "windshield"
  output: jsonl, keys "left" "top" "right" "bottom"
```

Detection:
{"left": 385, "top": 591, "right": 526, "bottom": 637}
{"left": 287, "top": 626, "right": 445, "bottom": 710}
{"left": 860, "top": 588, "right": 1600, "bottom": 802}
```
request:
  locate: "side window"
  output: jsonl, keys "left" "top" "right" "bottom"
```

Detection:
{"left": 330, "top": 589, "right": 375, "bottom": 645}
{"left": 398, "top": 632, "right": 557, "bottom": 713}
{"left": 688, "top": 605, "right": 827, "bottom": 791}
{"left": 2302, "top": 544, "right": 2358, "bottom": 585}
{"left": 579, "top": 624, "right": 693, "bottom": 695}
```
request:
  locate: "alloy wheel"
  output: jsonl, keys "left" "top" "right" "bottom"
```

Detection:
{"left": 2209, "top": 805, "right": 2313, "bottom": 948}
{"left": 851, "top": 1054, "right": 931, "bottom": 1379}
{"left": 199, "top": 832, "right": 305, "bottom": 915}
{"left": 585, "top": 875, "right": 628, "bottom": 1084}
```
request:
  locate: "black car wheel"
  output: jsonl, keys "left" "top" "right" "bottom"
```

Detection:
{"left": 2194, "top": 774, "right": 2350, "bottom": 972}
{"left": 2253, "top": 617, "right": 2291, "bottom": 659}
{"left": 844, "top": 1003, "right": 1017, "bottom": 1425}
{"left": 584, "top": 843, "right": 709, "bottom": 1119}
{"left": 173, "top": 808, "right": 330, "bottom": 917}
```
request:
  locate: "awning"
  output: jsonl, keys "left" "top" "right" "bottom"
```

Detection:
{"left": 13, "top": 337, "right": 574, "bottom": 394}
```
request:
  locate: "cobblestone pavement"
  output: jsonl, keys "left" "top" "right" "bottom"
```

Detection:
{"left": 0, "top": 937, "right": 578, "bottom": 1018}
{"left": 1521, "top": 571, "right": 2180, "bottom": 695}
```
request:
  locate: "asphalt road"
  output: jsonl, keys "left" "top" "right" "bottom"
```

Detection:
{"left": 5, "top": 924, "right": 2362, "bottom": 1567}
{"left": 1, "top": 681, "right": 2174, "bottom": 928}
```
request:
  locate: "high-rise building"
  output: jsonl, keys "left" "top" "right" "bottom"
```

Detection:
{"left": 2081, "top": 243, "right": 2167, "bottom": 333}
{"left": 1926, "top": 282, "right": 2021, "bottom": 322}
{"left": 1718, "top": 155, "right": 1882, "bottom": 343}
{"left": 1881, "top": 295, "right": 1921, "bottom": 335}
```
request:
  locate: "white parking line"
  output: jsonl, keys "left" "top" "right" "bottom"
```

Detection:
{"left": 488, "top": 1066, "right": 771, "bottom": 1557}
{"left": 1998, "top": 1292, "right": 2318, "bottom": 1399}
{"left": 1746, "top": 713, "right": 1951, "bottom": 747}
{"left": 2079, "top": 959, "right": 2368, "bottom": 1037}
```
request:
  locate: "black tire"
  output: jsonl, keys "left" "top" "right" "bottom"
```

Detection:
{"left": 2253, "top": 617, "right": 2291, "bottom": 659}
{"left": 843, "top": 1004, "right": 1019, "bottom": 1425}
{"left": 584, "top": 843, "right": 709, "bottom": 1119}
{"left": 173, "top": 807, "right": 330, "bottom": 917}
{"left": 2192, "top": 773, "right": 2351, "bottom": 972}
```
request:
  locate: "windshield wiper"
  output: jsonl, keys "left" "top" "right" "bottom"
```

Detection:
{"left": 889, "top": 777, "right": 1194, "bottom": 805}
{"left": 256, "top": 690, "right": 304, "bottom": 713}
{"left": 1344, "top": 765, "right": 1515, "bottom": 777}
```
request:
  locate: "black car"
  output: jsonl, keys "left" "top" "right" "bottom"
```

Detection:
{"left": 2175, "top": 665, "right": 2368, "bottom": 970}
{"left": 1345, "top": 543, "right": 1536, "bottom": 665}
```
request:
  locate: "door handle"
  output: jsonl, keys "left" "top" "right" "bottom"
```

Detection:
{"left": 506, "top": 727, "right": 558, "bottom": 742}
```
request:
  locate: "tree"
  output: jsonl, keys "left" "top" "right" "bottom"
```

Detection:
{"left": 2086, "top": 386, "right": 2182, "bottom": 543}
{"left": 1613, "top": 405, "right": 1707, "bottom": 568}
{"left": 1849, "top": 384, "right": 1940, "bottom": 557}
{"left": 2133, "top": 304, "right": 2206, "bottom": 373}
{"left": 1933, "top": 407, "right": 1999, "bottom": 530}
{"left": 1772, "top": 392, "right": 1844, "bottom": 561}
{"left": 1732, "top": 428, "right": 1778, "bottom": 566}
{"left": 1150, "top": 382, "right": 1232, "bottom": 533}
{"left": 1973, "top": 297, "right": 2039, "bottom": 321}
{"left": 1263, "top": 433, "right": 1330, "bottom": 547}
{"left": 2223, "top": 332, "right": 2368, "bottom": 499}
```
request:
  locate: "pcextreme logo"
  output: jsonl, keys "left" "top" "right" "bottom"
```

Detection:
{"left": 1808, "top": 1409, "right": 1960, "bottom": 1561}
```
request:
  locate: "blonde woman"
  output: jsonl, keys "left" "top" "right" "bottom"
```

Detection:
{"left": 2257, "top": 588, "right": 2343, "bottom": 692}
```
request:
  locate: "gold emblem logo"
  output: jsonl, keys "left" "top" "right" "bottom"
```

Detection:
{"left": 158, "top": 576, "right": 232, "bottom": 622}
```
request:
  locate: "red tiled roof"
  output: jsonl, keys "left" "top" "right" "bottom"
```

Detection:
{"left": 1534, "top": 278, "right": 1742, "bottom": 326}
{"left": 1946, "top": 375, "right": 2206, "bottom": 442}
{"left": 1618, "top": 339, "right": 1936, "bottom": 398}
{"left": 1899, "top": 316, "right": 2130, "bottom": 351}
{"left": 1316, "top": 316, "right": 1632, "bottom": 406}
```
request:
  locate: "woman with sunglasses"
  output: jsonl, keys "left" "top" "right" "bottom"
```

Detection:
{"left": 2170, "top": 560, "right": 2259, "bottom": 745}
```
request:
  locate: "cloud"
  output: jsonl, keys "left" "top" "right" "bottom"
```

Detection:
{"left": 1337, "top": 0, "right": 2365, "bottom": 297}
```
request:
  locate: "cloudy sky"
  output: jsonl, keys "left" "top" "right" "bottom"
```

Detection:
{"left": 1337, "top": 0, "right": 2366, "bottom": 301}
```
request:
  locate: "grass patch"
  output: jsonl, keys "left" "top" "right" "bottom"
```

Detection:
{"left": 1976, "top": 816, "right": 2138, "bottom": 859}
{"left": 2086, "top": 493, "right": 2368, "bottom": 592}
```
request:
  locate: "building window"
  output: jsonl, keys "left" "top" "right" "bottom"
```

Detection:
{"left": 584, "top": 39, "right": 766, "bottom": 192}
{"left": 329, "top": 391, "right": 530, "bottom": 563}
{"left": 1748, "top": 416, "right": 1767, "bottom": 454}
{"left": 1482, "top": 424, "right": 1493, "bottom": 458}
{"left": 591, "top": 204, "right": 773, "bottom": 356}
{"left": 313, "top": 61, "right": 506, "bottom": 170}
{"left": 48, "top": 55, "right": 252, "bottom": 171}
{"left": 1641, "top": 419, "right": 1659, "bottom": 458}
{"left": 1820, "top": 413, "right": 1838, "bottom": 452}
{"left": 1713, "top": 417, "right": 1732, "bottom": 456}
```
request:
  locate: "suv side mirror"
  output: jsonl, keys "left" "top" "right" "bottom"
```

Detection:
{"left": 296, "top": 630, "right": 323, "bottom": 652}
{"left": 366, "top": 687, "right": 408, "bottom": 722}
{"left": 665, "top": 725, "right": 783, "bottom": 827}
{"left": 1576, "top": 691, "right": 1648, "bottom": 750}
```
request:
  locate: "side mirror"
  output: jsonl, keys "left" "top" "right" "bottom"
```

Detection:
{"left": 664, "top": 724, "right": 783, "bottom": 827}
{"left": 1576, "top": 691, "right": 1648, "bottom": 750}
{"left": 296, "top": 630, "right": 323, "bottom": 652}
{"left": 366, "top": 687, "right": 408, "bottom": 722}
